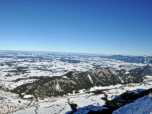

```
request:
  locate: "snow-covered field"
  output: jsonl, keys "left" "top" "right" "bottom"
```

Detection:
{"left": 0, "top": 75, "right": 151, "bottom": 114}
{"left": 13, "top": 93, "right": 107, "bottom": 114}
{"left": 88, "top": 75, "right": 152, "bottom": 101}
{"left": 0, "top": 56, "right": 147, "bottom": 91}
{"left": 0, "top": 54, "right": 151, "bottom": 114}
{"left": 0, "top": 79, "right": 37, "bottom": 90}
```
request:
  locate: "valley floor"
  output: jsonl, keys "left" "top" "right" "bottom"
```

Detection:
{"left": 0, "top": 75, "right": 152, "bottom": 114}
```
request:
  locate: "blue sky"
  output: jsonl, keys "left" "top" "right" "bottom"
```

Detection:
{"left": 0, "top": 0, "right": 152, "bottom": 55}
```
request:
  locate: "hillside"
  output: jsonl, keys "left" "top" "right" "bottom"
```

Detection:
{"left": 113, "top": 94, "right": 152, "bottom": 114}
{"left": 10, "top": 66, "right": 152, "bottom": 99}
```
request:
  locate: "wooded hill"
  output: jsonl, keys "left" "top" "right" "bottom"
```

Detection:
{"left": 10, "top": 66, "right": 152, "bottom": 99}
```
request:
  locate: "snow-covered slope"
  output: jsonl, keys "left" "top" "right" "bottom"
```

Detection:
{"left": 113, "top": 95, "right": 152, "bottom": 114}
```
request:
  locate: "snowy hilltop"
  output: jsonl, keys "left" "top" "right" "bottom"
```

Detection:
{"left": 113, "top": 95, "right": 152, "bottom": 114}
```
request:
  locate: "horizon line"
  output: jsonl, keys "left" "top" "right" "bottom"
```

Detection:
{"left": 0, "top": 49, "right": 145, "bottom": 56}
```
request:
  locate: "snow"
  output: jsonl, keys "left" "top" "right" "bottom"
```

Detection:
{"left": 113, "top": 95, "right": 152, "bottom": 114}
{"left": 102, "top": 75, "right": 152, "bottom": 100}
{"left": 0, "top": 90, "right": 33, "bottom": 114}
{"left": 0, "top": 55, "right": 151, "bottom": 113}
{"left": 0, "top": 56, "right": 147, "bottom": 83}
{"left": 88, "top": 74, "right": 93, "bottom": 84}
{"left": 89, "top": 84, "right": 123, "bottom": 92}
{"left": 0, "top": 79, "right": 37, "bottom": 90}
{"left": 62, "top": 76, "right": 68, "bottom": 78}
{"left": 23, "top": 95, "right": 33, "bottom": 99}
{"left": 13, "top": 93, "right": 106, "bottom": 114}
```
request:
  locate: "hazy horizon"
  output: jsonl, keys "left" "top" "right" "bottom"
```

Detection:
{"left": 0, "top": 49, "right": 148, "bottom": 56}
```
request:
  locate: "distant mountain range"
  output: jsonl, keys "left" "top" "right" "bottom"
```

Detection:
{"left": 9, "top": 66, "right": 152, "bottom": 99}
{"left": 0, "top": 50, "right": 111, "bottom": 56}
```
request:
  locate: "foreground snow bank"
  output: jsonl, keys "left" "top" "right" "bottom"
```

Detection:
{"left": 113, "top": 95, "right": 152, "bottom": 114}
